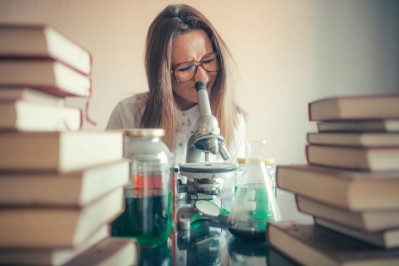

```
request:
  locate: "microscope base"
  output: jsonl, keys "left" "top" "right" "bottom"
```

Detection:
{"left": 176, "top": 206, "right": 204, "bottom": 230}
{"left": 176, "top": 201, "right": 229, "bottom": 230}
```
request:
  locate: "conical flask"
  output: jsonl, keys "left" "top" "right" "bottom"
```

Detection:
{"left": 227, "top": 157, "right": 280, "bottom": 241}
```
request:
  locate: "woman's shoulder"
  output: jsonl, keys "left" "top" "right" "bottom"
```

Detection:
{"left": 115, "top": 92, "right": 149, "bottom": 121}
{"left": 118, "top": 92, "right": 149, "bottom": 107}
{"left": 106, "top": 92, "right": 149, "bottom": 129}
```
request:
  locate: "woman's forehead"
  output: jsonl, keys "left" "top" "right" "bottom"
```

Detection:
{"left": 171, "top": 29, "right": 213, "bottom": 63}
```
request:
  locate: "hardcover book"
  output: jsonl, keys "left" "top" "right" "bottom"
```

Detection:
{"left": 0, "top": 23, "right": 92, "bottom": 75}
{"left": 317, "top": 120, "right": 399, "bottom": 132}
{"left": 307, "top": 132, "right": 399, "bottom": 147}
{"left": 63, "top": 237, "right": 139, "bottom": 266}
{"left": 0, "top": 160, "right": 129, "bottom": 206}
{"left": 0, "top": 188, "right": 124, "bottom": 248}
{"left": 0, "top": 87, "right": 64, "bottom": 105}
{"left": 315, "top": 218, "right": 399, "bottom": 249}
{"left": 276, "top": 164, "right": 399, "bottom": 210}
{"left": 308, "top": 94, "right": 399, "bottom": 121}
{"left": 0, "top": 131, "right": 123, "bottom": 172}
{"left": 0, "top": 225, "right": 109, "bottom": 265}
{"left": 306, "top": 145, "right": 399, "bottom": 171}
{"left": 0, "top": 60, "right": 91, "bottom": 97}
{"left": 267, "top": 220, "right": 399, "bottom": 266}
{"left": 0, "top": 100, "right": 82, "bottom": 131}
{"left": 296, "top": 195, "right": 399, "bottom": 232}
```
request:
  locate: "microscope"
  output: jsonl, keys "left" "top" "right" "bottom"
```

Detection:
{"left": 176, "top": 81, "right": 237, "bottom": 229}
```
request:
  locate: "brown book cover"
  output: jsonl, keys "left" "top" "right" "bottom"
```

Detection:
{"left": 276, "top": 164, "right": 399, "bottom": 210}
{"left": 0, "top": 60, "right": 92, "bottom": 97}
{"left": 0, "top": 131, "right": 123, "bottom": 172}
{"left": 0, "top": 100, "right": 82, "bottom": 131}
{"left": 0, "top": 188, "right": 124, "bottom": 248}
{"left": 0, "top": 87, "right": 64, "bottom": 105}
{"left": 267, "top": 220, "right": 399, "bottom": 266}
{"left": 0, "top": 225, "right": 109, "bottom": 265}
{"left": 307, "top": 132, "right": 399, "bottom": 147}
{"left": 315, "top": 218, "right": 399, "bottom": 249}
{"left": 306, "top": 145, "right": 399, "bottom": 171}
{"left": 317, "top": 120, "right": 399, "bottom": 132}
{"left": 308, "top": 94, "right": 399, "bottom": 121}
{"left": 296, "top": 195, "right": 399, "bottom": 232}
{"left": 0, "top": 160, "right": 129, "bottom": 207}
{"left": 63, "top": 237, "right": 139, "bottom": 266}
{"left": 0, "top": 23, "right": 92, "bottom": 76}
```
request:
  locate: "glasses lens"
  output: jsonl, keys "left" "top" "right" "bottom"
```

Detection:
{"left": 201, "top": 53, "right": 220, "bottom": 72}
{"left": 173, "top": 52, "right": 220, "bottom": 83}
{"left": 174, "top": 62, "right": 197, "bottom": 83}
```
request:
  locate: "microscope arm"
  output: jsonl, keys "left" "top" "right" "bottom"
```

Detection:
{"left": 186, "top": 81, "right": 230, "bottom": 163}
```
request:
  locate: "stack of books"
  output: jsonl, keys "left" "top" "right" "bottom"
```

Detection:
{"left": 267, "top": 94, "right": 399, "bottom": 265}
{"left": 0, "top": 23, "right": 95, "bottom": 131}
{"left": 0, "top": 24, "right": 138, "bottom": 265}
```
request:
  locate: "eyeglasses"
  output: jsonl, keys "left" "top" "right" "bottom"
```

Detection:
{"left": 172, "top": 52, "right": 220, "bottom": 83}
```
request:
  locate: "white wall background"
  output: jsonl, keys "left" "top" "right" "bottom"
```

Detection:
{"left": 1, "top": 0, "right": 398, "bottom": 165}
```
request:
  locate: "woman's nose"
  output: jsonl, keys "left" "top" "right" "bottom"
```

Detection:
{"left": 194, "top": 65, "right": 209, "bottom": 83}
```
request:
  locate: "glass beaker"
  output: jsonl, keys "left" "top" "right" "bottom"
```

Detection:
{"left": 227, "top": 157, "right": 280, "bottom": 241}
{"left": 234, "top": 157, "right": 277, "bottom": 197}
{"left": 263, "top": 158, "right": 277, "bottom": 197}
{"left": 239, "top": 139, "right": 277, "bottom": 197}
{"left": 245, "top": 139, "right": 267, "bottom": 159}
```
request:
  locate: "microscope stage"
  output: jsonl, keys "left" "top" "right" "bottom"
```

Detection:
{"left": 179, "top": 162, "right": 236, "bottom": 179}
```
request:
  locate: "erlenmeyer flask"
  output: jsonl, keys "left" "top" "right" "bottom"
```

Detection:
{"left": 227, "top": 157, "right": 280, "bottom": 241}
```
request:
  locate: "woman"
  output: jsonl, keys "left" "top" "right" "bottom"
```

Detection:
{"left": 107, "top": 4, "right": 246, "bottom": 169}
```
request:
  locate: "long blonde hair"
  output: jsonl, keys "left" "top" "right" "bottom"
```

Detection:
{"left": 141, "top": 4, "right": 244, "bottom": 149}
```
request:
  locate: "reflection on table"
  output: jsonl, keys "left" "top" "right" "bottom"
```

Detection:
{"left": 138, "top": 190, "right": 308, "bottom": 265}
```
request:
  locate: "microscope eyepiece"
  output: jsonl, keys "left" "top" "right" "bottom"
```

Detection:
{"left": 195, "top": 81, "right": 207, "bottom": 91}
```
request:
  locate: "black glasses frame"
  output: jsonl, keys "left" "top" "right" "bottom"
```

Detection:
{"left": 171, "top": 52, "right": 220, "bottom": 83}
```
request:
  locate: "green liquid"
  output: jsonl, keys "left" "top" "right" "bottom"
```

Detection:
{"left": 111, "top": 191, "right": 172, "bottom": 247}
{"left": 228, "top": 186, "right": 274, "bottom": 241}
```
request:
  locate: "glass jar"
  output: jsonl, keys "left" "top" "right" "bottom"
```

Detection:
{"left": 111, "top": 128, "right": 173, "bottom": 247}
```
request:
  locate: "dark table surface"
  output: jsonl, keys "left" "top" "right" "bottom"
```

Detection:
{"left": 139, "top": 221, "right": 271, "bottom": 266}
{"left": 137, "top": 191, "right": 308, "bottom": 265}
